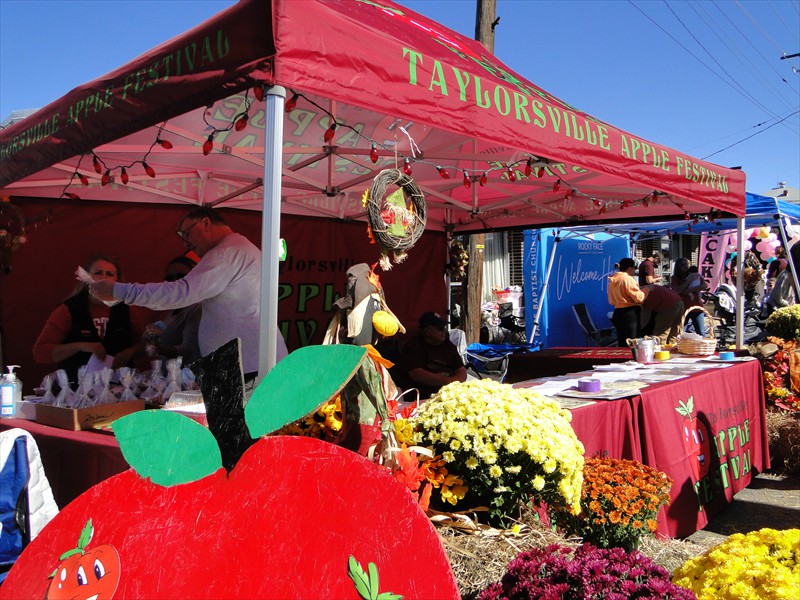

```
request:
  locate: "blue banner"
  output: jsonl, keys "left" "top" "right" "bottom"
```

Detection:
{"left": 524, "top": 232, "right": 629, "bottom": 347}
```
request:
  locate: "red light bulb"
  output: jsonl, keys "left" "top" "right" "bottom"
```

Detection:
{"left": 462, "top": 170, "right": 471, "bottom": 189}
{"left": 537, "top": 165, "right": 546, "bottom": 178}
{"left": 437, "top": 166, "right": 450, "bottom": 179}
{"left": 101, "top": 170, "right": 111, "bottom": 186}
{"left": 684, "top": 212, "right": 691, "bottom": 220}
{"left": 285, "top": 93, "right": 298, "bottom": 113}
{"left": 479, "top": 172, "right": 488, "bottom": 186}
{"left": 253, "top": 85, "right": 265, "bottom": 101}
{"left": 92, "top": 156, "right": 102, "bottom": 174}
{"left": 565, "top": 188, "right": 574, "bottom": 199}
{"left": 323, "top": 123, "right": 337, "bottom": 143}
{"left": 370, "top": 144, "right": 379, "bottom": 164}
{"left": 157, "top": 138, "right": 173, "bottom": 150}
{"left": 234, "top": 114, "right": 249, "bottom": 132}
{"left": 403, "top": 158, "right": 412, "bottom": 176}
{"left": 552, "top": 179, "right": 561, "bottom": 192}
{"left": 120, "top": 167, "right": 129, "bottom": 185}
{"left": 65, "top": 192, "right": 81, "bottom": 200}
{"left": 507, "top": 166, "right": 516, "bottom": 182}
{"left": 524, "top": 159, "right": 533, "bottom": 177}
{"left": 78, "top": 173, "right": 89, "bottom": 186}
{"left": 143, "top": 162, "right": 156, "bottom": 178}
{"left": 203, "top": 135, "right": 214, "bottom": 156}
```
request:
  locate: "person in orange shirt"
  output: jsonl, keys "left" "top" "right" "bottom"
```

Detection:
{"left": 607, "top": 258, "right": 648, "bottom": 347}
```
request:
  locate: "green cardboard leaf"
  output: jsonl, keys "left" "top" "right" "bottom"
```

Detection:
{"left": 114, "top": 410, "right": 223, "bottom": 486}
{"left": 245, "top": 345, "right": 367, "bottom": 438}
{"left": 348, "top": 555, "right": 371, "bottom": 600}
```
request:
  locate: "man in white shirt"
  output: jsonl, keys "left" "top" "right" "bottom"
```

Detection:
{"left": 90, "top": 206, "right": 287, "bottom": 377}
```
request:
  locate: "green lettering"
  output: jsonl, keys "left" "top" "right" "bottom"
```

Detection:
{"left": 546, "top": 106, "right": 562, "bottom": 133}
{"left": 277, "top": 284, "right": 292, "bottom": 302}
{"left": 452, "top": 67, "right": 470, "bottom": 101}
{"left": 297, "top": 284, "right": 321, "bottom": 312}
{"left": 428, "top": 59, "right": 448, "bottom": 95}
{"left": 474, "top": 76, "right": 490, "bottom": 108}
{"left": 531, "top": 100, "right": 546, "bottom": 127}
{"left": 402, "top": 48, "right": 423, "bottom": 85}
{"left": 598, "top": 125, "right": 610, "bottom": 150}
{"left": 512, "top": 92, "right": 531, "bottom": 123}
{"left": 620, "top": 134, "right": 630, "bottom": 158}
{"left": 200, "top": 36, "right": 215, "bottom": 66}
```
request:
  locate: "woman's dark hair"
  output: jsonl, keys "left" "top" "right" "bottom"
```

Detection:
{"left": 67, "top": 252, "right": 123, "bottom": 299}
{"left": 84, "top": 252, "right": 122, "bottom": 280}
{"left": 618, "top": 258, "right": 636, "bottom": 271}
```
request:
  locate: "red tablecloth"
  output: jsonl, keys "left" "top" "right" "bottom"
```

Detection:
{"left": 569, "top": 398, "right": 641, "bottom": 462}
{"left": 505, "top": 347, "right": 633, "bottom": 383}
{"left": 634, "top": 359, "right": 769, "bottom": 538}
{"left": 0, "top": 418, "right": 129, "bottom": 509}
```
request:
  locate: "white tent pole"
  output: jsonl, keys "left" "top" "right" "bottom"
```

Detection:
{"left": 735, "top": 217, "right": 745, "bottom": 349}
{"left": 776, "top": 215, "right": 800, "bottom": 298}
{"left": 257, "top": 85, "right": 286, "bottom": 383}
{"left": 530, "top": 231, "right": 560, "bottom": 343}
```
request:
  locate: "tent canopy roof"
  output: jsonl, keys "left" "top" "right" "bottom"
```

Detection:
{"left": 0, "top": 0, "right": 746, "bottom": 233}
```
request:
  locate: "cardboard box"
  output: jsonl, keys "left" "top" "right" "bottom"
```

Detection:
{"left": 35, "top": 400, "right": 145, "bottom": 431}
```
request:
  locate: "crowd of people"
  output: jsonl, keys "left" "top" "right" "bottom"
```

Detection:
{"left": 607, "top": 248, "right": 797, "bottom": 348}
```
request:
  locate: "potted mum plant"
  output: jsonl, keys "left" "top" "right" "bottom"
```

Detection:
{"left": 552, "top": 457, "right": 673, "bottom": 550}
{"left": 480, "top": 543, "right": 696, "bottom": 600}
{"left": 672, "top": 527, "right": 800, "bottom": 600}
{"left": 410, "top": 379, "right": 585, "bottom": 526}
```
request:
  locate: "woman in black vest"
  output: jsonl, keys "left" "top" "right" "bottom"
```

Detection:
{"left": 33, "top": 253, "right": 143, "bottom": 387}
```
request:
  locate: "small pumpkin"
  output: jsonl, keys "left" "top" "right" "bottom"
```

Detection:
{"left": 372, "top": 310, "right": 399, "bottom": 337}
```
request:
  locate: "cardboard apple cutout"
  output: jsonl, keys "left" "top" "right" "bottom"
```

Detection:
{"left": 0, "top": 342, "right": 458, "bottom": 599}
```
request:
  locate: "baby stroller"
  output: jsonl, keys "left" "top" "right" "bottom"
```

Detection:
{"left": 711, "top": 283, "right": 766, "bottom": 347}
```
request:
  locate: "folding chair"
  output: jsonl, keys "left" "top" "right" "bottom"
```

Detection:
{"left": 571, "top": 303, "right": 617, "bottom": 347}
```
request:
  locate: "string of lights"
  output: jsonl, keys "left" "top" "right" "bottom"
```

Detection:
{"left": 59, "top": 84, "right": 722, "bottom": 225}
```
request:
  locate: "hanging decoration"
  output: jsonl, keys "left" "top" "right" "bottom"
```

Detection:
{"left": 363, "top": 169, "right": 426, "bottom": 270}
{"left": 447, "top": 239, "right": 469, "bottom": 281}
{"left": 0, "top": 197, "right": 27, "bottom": 274}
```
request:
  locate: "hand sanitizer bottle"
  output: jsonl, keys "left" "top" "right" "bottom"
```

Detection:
{"left": 0, "top": 365, "right": 21, "bottom": 418}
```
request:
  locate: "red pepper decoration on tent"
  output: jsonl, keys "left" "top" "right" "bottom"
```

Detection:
{"left": 284, "top": 93, "right": 298, "bottom": 113}
{"left": 156, "top": 138, "right": 173, "bottom": 149}
{"left": 462, "top": 170, "right": 471, "bottom": 189}
{"left": 369, "top": 144, "right": 379, "bottom": 164}
{"left": 234, "top": 114, "right": 248, "bottom": 132}
{"left": 142, "top": 163, "right": 156, "bottom": 178}
{"left": 202, "top": 135, "right": 214, "bottom": 156}
{"left": 323, "top": 123, "right": 337, "bottom": 143}
{"left": 92, "top": 156, "right": 102, "bottom": 174}
{"left": 480, "top": 171, "right": 488, "bottom": 186}
{"left": 436, "top": 166, "right": 450, "bottom": 179}
{"left": 78, "top": 174, "right": 89, "bottom": 186}
{"left": 101, "top": 170, "right": 111, "bottom": 186}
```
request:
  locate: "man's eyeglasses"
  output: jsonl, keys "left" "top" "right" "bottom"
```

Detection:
{"left": 176, "top": 219, "right": 201, "bottom": 240}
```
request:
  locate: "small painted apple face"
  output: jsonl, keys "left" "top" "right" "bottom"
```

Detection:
{"left": 47, "top": 545, "right": 121, "bottom": 600}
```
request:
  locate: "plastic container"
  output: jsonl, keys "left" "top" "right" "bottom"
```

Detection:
{"left": 1, "top": 365, "right": 22, "bottom": 418}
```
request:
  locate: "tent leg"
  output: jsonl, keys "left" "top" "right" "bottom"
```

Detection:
{"left": 257, "top": 85, "right": 286, "bottom": 384}
{"left": 530, "top": 232, "right": 560, "bottom": 343}
{"left": 735, "top": 217, "right": 745, "bottom": 349}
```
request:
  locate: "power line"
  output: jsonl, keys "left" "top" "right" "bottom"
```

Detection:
{"left": 629, "top": 1, "right": 788, "bottom": 122}
{"left": 701, "top": 109, "right": 800, "bottom": 159}
{"left": 662, "top": 0, "right": 788, "bottom": 123}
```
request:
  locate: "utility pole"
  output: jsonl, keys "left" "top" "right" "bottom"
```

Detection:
{"left": 463, "top": 0, "right": 497, "bottom": 344}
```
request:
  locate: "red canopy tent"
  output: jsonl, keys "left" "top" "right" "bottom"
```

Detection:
{"left": 0, "top": 0, "right": 746, "bottom": 377}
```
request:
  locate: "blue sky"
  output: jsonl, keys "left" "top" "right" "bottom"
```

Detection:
{"left": 1, "top": 0, "right": 798, "bottom": 196}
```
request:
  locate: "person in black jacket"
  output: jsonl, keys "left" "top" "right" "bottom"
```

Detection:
{"left": 33, "top": 253, "right": 144, "bottom": 387}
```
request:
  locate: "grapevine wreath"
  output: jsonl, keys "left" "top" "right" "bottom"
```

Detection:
{"left": 363, "top": 168, "right": 426, "bottom": 270}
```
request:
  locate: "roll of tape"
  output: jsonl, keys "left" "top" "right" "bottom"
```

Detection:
{"left": 719, "top": 351, "right": 735, "bottom": 360}
{"left": 578, "top": 378, "right": 601, "bottom": 393}
{"left": 654, "top": 350, "right": 671, "bottom": 361}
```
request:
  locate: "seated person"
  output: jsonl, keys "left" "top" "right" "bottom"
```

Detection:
{"left": 395, "top": 312, "right": 467, "bottom": 400}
